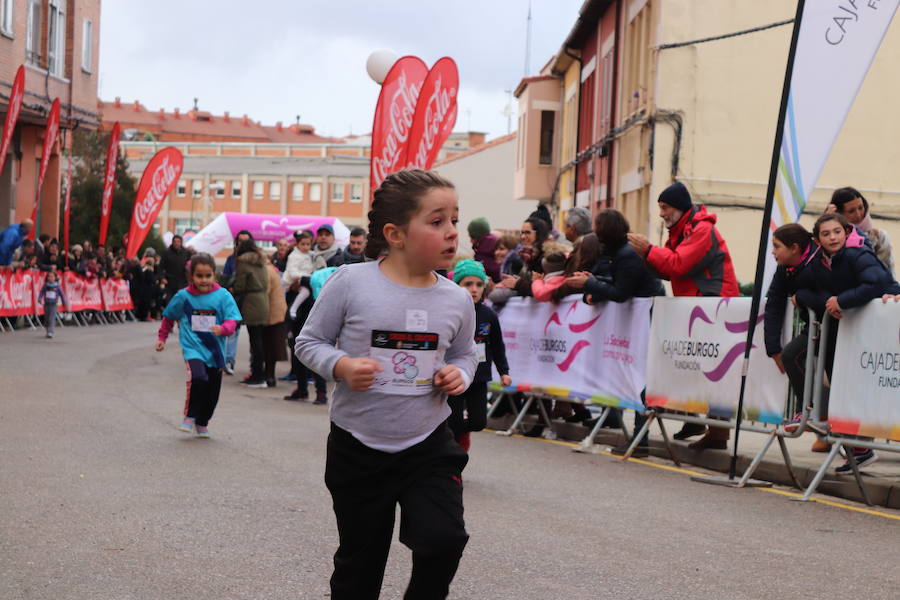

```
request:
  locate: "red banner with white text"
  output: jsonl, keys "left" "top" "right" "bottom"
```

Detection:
{"left": 99, "top": 276, "right": 134, "bottom": 311}
{"left": 369, "top": 56, "right": 428, "bottom": 195}
{"left": 0, "top": 268, "right": 37, "bottom": 316}
{"left": 404, "top": 57, "right": 459, "bottom": 170}
{"left": 61, "top": 271, "right": 103, "bottom": 312}
{"left": 0, "top": 66, "right": 24, "bottom": 185}
{"left": 29, "top": 98, "right": 61, "bottom": 240}
{"left": 125, "top": 147, "right": 183, "bottom": 258}
{"left": 98, "top": 122, "right": 121, "bottom": 246}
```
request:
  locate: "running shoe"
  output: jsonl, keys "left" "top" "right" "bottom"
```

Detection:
{"left": 195, "top": 425, "right": 211, "bottom": 438}
{"left": 178, "top": 417, "right": 195, "bottom": 433}
{"left": 835, "top": 449, "right": 878, "bottom": 474}
{"left": 241, "top": 379, "right": 268, "bottom": 389}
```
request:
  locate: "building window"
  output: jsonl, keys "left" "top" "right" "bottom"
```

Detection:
{"left": 309, "top": 183, "right": 322, "bottom": 202}
{"left": 176, "top": 180, "right": 186, "bottom": 197}
{"left": 47, "top": 0, "right": 66, "bottom": 77}
{"left": 292, "top": 182, "right": 304, "bottom": 202}
{"left": 252, "top": 181, "right": 264, "bottom": 200}
{"left": 1, "top": 0, "right": 13, "bottom": 37}
{"left": 214, "top": 180, "right": 225, "bottom": 198}
{"left": 25, "top": 0, "right": 41, "bottom": 65}
{"left": 81, "top": 19, "right": 93, "bottom": 73}
{"left": 539, "top": 111, "right": 554, "bottom": 165}
{"left": 623, "top": 2, "right": 652, "bottom": 118}
{"left": 331, "top": 183, "right": 344, "bottom": 203}
{"left": 192, "top": 180, "right": 202, "bottom": 198}
{"left": 350, "top": 184, "right": 362, "bottom": 203}
{"left": 231, "top": 180, "right": 242, "bottom": 199}
{"left": 173, "top": 218, "right": 201, "bottom": 236}
{"left": 600, "top": 50, "right": 614, "bottom": 134}
{"left": 270, "top": 182, "right": 281, "bottom": 201}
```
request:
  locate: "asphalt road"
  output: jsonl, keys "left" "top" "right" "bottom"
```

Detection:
{"left": 1, "top": 322, "right": 898, "bottom": 599}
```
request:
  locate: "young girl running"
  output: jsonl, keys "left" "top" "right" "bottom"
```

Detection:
{"left": 449, "top": 259, "right": 511, "bottom": 452}
{"left": 156, "top": 253, "right": 242, "bottom": 438}
{"left": 295, "top": 169, "right": 477, "bottom": 600}
{"left": 38, "top": 270, "right": 67, "bottom": 338}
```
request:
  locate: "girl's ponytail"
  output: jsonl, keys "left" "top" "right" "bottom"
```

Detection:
{"left": 365, "top": 169, "right": 455, "bottom": 260}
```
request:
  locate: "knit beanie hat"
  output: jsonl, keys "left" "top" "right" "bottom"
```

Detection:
{"left": 542, "top": 252, "right": 567, "bottom": 274}
{"left": 467, "top": 217, "right": 491, "bottom": 240}
{"left": 658, "top": 182, "right": 692, "bottom": 213}
{"left": 452, "top": 259, "right": 487, "bottom": 284}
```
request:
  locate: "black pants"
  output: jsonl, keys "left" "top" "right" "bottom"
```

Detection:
{"left": 185, "top": 359, "right": 222, "bottom": 426}
{"left": 289, "top": 328, "right": 326, "bottom": 396}
{"left": 246, "top": 324, "right": 265, "bottom": 380}
{"left": 448, "top": 381, "right": 488, "bottom": 441}
{"left": 781, "top": 327, "right": 809, "bottom": 414}
{"left": 325, "top": 423, "right": 469, "bottom": 600}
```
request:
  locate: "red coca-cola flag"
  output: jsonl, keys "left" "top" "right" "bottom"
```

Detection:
{"left": 403, "top": 57, "right": 459, "bottom": 170}
{"left": 125, "top": 147, "right": 183, "bottom": 258}
{"left": 369, "top": 56, "right": 428, "bottom": 196}
{"left": 29, "top": 98, "right": 61, "bottom": 239}
{"left": 63, "top": 143, "right": 72, "bottom": 267}
{"left": 98, "top": 122, "right": 121, "bottom": 246}
{"left": 0, "top": 66, "right": 24, "bottom": 185}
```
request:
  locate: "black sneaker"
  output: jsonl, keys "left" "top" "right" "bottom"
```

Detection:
{"left": 610, "top": 443, "right": 649, "bottom": 458}
{"left": 835, "top": 449, "right": 878, "bottom": 474}
{"left": 266, "top": 379, "right": 276, "bottom": 388}
{"left": 283, "top": 390, "right": 308, "bottom": 401}
{"left": 313, "top": 393, "right": 328, "bottom": 405}
{"left": 523, "top": 425, "right": 544, "bottom": 438}
{"left": 673, "top": 423, "right": 707, "bottom": 440}
{"left": 241, "top": 379, "right": 267, "bottom": 389}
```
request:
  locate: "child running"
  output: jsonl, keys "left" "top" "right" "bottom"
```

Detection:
{"left": 37, "top": 270, "right": 66, "bottom": 338}
{"left": 449, "top": 259, "right": 511, "bottom": 452}
{"left": 156, "top": 253, "right": 242, "bottom": 438}
{"left": 295, "top": 169, "right": 477, "bottom": 600}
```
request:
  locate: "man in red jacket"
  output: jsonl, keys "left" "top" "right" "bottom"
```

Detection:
{"left": 629, "top": 181, "right": 738, "bottom": 450}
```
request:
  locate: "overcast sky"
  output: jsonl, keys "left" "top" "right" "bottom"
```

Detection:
{"left": 98, "top": 0, "right": 585, "bottom": 141}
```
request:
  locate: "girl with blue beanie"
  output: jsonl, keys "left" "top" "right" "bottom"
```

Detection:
{"left": 450, "top": 259, "right": 511, "bottom": 451}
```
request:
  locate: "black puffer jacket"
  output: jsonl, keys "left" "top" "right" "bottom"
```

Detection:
{"left": 763, "top": 243, "right": 820, "bottom": 356}
{"left": 583, "top": 242, "right": 665, "bottom": 303}
{"left": 797, "top": 243, "right": 900, "bottom": 314}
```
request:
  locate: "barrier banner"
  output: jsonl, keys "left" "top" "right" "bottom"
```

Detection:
{"left": 646, "top": 297, "right": 788, "bottom": 424}
{"left": 828, "top": 300, "right": 900, "bottom": 441}
{"left": 32, "top": 270, "right": 47, "bottom": 316}
{"left": 61, "top": 271, "right": 102, "bottom": 312}
{"left": 99, "top": 277, "right": 134, "bottom": 311}
{"left": 497, "top": 296, "right": 651, "bottom": 410}
{"left": 0, "top": 269, "right": 37, "bottom": 317}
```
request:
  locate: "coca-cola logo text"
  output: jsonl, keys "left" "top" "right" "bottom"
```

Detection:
{"left": 409, "top": 75, "right": 457, "bottom": 168}
{"left": 134, "top": 154, "right": 180, "bottom": 230}
{"left": 372, "top": 71, "right": 422, "bottom": 185}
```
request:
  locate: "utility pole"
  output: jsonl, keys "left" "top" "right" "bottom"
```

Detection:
{"left": 524, "top": 1, "right": 532, "bottom": 77}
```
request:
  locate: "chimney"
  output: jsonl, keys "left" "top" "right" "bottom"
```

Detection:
{"left": 242, "top": 114, "right": 250, "bottom": 126}
{"left": 133, "top": 100, "right": 141, "bottom": 112}
{"left": 289, "top": 123, "right": 300, "bottom": 134}
{"left": 223, "top": 111, "right": 230, "bottom": 123}
{"left": 114, "top": 97, "right": 121, "bottom": 108}
{"left": 275, "top": 121, "right": 283, "bottom": 132}
{"left": 174, "top": 108, "right": 180, "bottom": 119}
{"left": 159, "top": 108, "right": 165, "bottom": 119}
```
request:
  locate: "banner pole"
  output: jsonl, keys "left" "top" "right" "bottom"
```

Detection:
{"left": 693, "top": 0, "right": 805, "bottom": 488}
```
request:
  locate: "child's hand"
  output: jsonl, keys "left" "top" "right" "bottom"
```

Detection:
{"left": 155, "top": 340, "right": 165, "bottom": 352}
{"left": 825, "top": 296, "right": 842, "bottom": 319}
{"left": 210, "top": 324, "right": 223, "bottom": 336}
{"left": 531, "top": 272, "right": 544, "bottom": 281}
{"left": 434, "top": 365, "right": 466, "bottom": 395}
{"left": 883, "top": 294, "right": 900, "bottom": 303}
{"left": 500, "top": 374, "right": 512, "bottom": 387}
{"left": 334, "top": 357, "right": 383, "bottom": 391}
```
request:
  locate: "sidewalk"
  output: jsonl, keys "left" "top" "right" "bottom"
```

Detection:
{"left": 487, "top": 413, "right": 900, "bottom": 509}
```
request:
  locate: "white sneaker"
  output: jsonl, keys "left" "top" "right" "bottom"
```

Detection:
{"left": 224, "top": 364, "right": 235, "bottom": 375}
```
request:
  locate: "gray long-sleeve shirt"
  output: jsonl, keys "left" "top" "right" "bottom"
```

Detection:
{"left": 295, "top": 261, "right": 478, "bottom": 452}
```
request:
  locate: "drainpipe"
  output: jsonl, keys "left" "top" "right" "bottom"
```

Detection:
{"left": 607, "top": 0, "right": 622, "bottom": 209}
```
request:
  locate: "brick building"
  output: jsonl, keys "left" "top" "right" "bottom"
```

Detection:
{"left": 99, "top": 100, "right": 486, "bottom": 244}
{"left": 0, "top": 0, "right": 101, "bottom": 235}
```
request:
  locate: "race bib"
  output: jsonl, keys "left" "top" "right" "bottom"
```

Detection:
{"left": 370, "top": 330, "right": 439, "bottom": 395}
{"left": 191, "top": 309, "right": 217, "bottom": 332}
{"left": 45, "top": 290, "right": 57, "bottom": 303}
{"left": 476, "top": 342, "right": 487, "bottom": 363}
